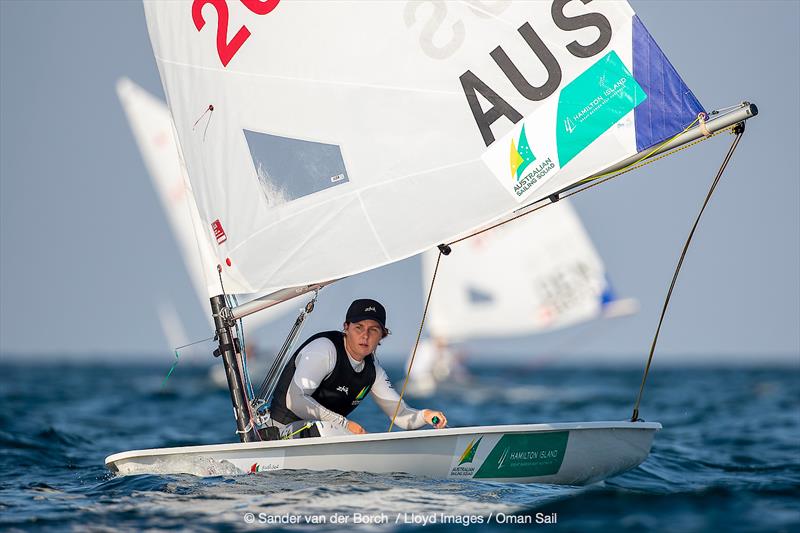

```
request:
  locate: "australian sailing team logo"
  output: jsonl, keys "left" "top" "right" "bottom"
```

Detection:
{"left": 458, "top": 437, "right": 482, "bottom": 465}
{"left": 351, "top": 385, "right": 370, "bottom": 405}
{"left": 509, "top": 125, "right": 556, "bottom": 197}
{"left": 510, "top": 126, "right": 536, "bottom": 181}
{"left": 355, "top": 386, "right": 369, "bottom": 401}
{"left": 449, "top": 437, "right": 484, "bottom": 477}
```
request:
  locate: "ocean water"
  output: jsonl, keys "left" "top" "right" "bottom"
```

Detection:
{"left": 1, "top": 360, "right": 798, "bottom": 532}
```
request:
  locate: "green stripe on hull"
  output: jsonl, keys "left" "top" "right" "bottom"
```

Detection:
{"left": 474, "top": 431, "right": 569, "bottom": 478}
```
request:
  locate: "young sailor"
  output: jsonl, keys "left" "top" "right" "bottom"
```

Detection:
{"left": 268, "top": 299, "right": 447, "bottom": 438}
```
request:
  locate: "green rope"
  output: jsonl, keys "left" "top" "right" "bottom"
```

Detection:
{"left": 160, "top": 335, "right": 215, "bottom": 389}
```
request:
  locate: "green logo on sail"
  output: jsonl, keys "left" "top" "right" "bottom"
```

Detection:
{"left": 458, "top": 437, "right": 482, "bottom": 465}
{"left": 510, "top": 125, "right": 536, "bottom": 181}
{"left": 556, "top": 50, "right": 647, "bottom": 167}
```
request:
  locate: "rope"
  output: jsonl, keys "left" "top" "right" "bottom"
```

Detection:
{"left": 233, "top": 306, "right": 256, "bottom": 401}
{"left": 215, "top": 265, "right": 260, "bottom": 440}
{"left": 388, "top": 249, "right": 445, "bottom": 432}
{"left": 193, "top": 104, "right": 214, "bottom": 142}
{"left": 400, "top": 113, "right": 742, "bottom": 423}
{"left": 390, "top": 115, "right": 739, "bottom": 429}
{"left": 160, "top": 335, "right": 216, "bottom": 389}
{"left": 698, "top": 112, "right": 712, "bottom": 137}
{"left": 255, "top": 291, "right": 318, "bottom": 403}
{"left": 448, "top": 116, "right": 724, "bottom": 247}
{"left": 281, "top": 422, "right": 313, "bottom": 440}
{"left": 631, "top": 121, "right": 746, "bottom": 421}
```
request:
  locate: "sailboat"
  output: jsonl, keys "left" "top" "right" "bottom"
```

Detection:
{"left": 106, "top": 0, "right": 756, "bottom": 484}
{"left": 406, "top": 199, "right": 638, "bottom": 396}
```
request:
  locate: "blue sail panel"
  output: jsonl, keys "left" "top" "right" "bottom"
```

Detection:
{"left": 600, "top": 276, "right": 618, "bottom": 309}
{"left": 632, "top": 15, "right": 704, "bottom": 152}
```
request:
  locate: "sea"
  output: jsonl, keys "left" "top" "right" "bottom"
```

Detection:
{"left": 1, "top": 359, "right": 798, "bottom": 532}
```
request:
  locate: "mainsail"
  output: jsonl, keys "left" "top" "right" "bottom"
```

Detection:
{"left": 142, "top": 0, "right": 705, "bottom": 298}
{"left": 116, "top": 77, "right": 292, "bottom": 329}
{"left": 116, "top": 77, "right": 220, "bottom": 299}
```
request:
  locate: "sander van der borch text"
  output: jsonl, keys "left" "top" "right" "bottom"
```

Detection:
{"left": 245, "top": 512, "right": 558, "bottom": 525}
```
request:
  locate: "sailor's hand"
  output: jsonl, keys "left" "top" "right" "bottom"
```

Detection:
{"left": 424, "top": 410, "right": 447, "bottom": 429}
{"left": 346, "top": 420, "right": 367, "bottom": 434}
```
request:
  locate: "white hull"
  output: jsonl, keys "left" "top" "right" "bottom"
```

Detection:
{"left": 106, "top": 421, "right": 660, "bottom": 485}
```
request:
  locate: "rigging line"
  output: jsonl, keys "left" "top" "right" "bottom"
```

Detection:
{"left": 281, "top": 422, "right": 313, "bottom": 440}
{"left": 236, "top": 316, "right": 256, "bottom": 401}
{"left": 192, "top": 104, "right": 213, "bottom": 142}
{"left": 575, "top": 116, "right": 701, "bottom": 186}
{"left": 160, "top": 335, "right": 216, "bottom": 389}
{"left": 710, "top": 103, "right": 747, "bottom": 116}
{"left": 389, "top": 248, "right": 445, "bottom": 432}
{"left": 229, "top": 293, "right": 256, "bottom": 400}
{"left": 447, "top": 119, "right": 733, "bottom": 248}
{"left": 510, "top": 116, "right": 701, "bottom": 216}
{"left": 216, "top": 266, "right": 260, "bottom": 439}
{"left": 631, "top": 122, "right": 746, "bottom": 422}
{"left": 255, "top": 290, "right": 319, "bottom": 402}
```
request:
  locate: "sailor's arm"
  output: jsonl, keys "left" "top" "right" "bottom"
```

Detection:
{"left": 371, "top": 364, "right": 447, "bottom": 430}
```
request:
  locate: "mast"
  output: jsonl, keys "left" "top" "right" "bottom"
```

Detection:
{"left": 210, "top": 295, "right": 259, "bottom": 443}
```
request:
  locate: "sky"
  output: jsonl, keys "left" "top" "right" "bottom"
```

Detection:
{"left": 1, "top": 0, "right": 798, "bottom": 365}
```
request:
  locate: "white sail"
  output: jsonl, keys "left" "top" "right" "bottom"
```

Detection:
{"left": 423, "top": 199, "right": 634, "bottom": 342}
{"left": 116, "top": 77, "right": 223, "bottom": 304}
{"left": 142, "top": 0, "right": 704, "bottom": 297}
{"left": 117, "top": 77, "right": 293, "bottom": 329}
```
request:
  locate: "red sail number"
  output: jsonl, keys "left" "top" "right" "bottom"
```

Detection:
{"left": 239, "top": 0, "right": 280, "bottom": 16}
{"left": 192, "top": 0, "right": 281, "bottom": 67}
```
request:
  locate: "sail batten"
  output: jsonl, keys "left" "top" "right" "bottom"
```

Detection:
{"left": 143, "top": 0, "right": 709, "bottom": 297}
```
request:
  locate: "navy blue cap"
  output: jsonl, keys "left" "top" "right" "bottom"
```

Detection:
{"left": 345, "top": 299, "right": 387, "bottom": 330}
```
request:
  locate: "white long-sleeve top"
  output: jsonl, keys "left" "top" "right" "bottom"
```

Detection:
{"left": 285, "top": 337, "right": 426, "bottom": 430}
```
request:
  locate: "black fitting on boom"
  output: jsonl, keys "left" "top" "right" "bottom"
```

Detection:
{"left": 437, "top": 244, "right": 452, "bottom": 256}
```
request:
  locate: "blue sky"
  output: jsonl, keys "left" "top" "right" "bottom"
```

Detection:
{"left": 1, "top": 1, "right": 798, "bottom": 364}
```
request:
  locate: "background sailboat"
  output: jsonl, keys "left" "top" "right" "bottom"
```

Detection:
{"left": 407, "top": 199, "right": 638, "bottom": 396}
{"left": 106, "top": 0, "right": 756, "bottom": 483}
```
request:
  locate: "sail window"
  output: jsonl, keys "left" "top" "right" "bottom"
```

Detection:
{"left": 244, "top": 130, "right": 349, "bottom": 205}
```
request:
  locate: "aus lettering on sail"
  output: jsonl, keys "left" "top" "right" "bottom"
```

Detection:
{"left": 459, "top": 0, "right": 613, "bottom": 147}
{"left": 449, "top": 1, "right": 647, "bottom": 202}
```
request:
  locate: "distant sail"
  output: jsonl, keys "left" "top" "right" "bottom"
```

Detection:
{"left": 143, "top": 1, "right": 703, "bottom": 297}
{"left": 116, "top": 78, "right": 221, "bottom": 304}
{"left": 423, "top": 199, "right": 636, "bottom": 342}
{"left": 117, "top": 77, "right": 292, "bottom": 327}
